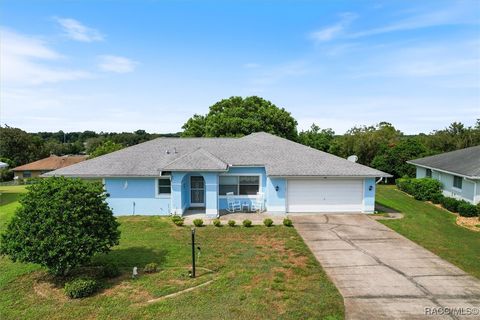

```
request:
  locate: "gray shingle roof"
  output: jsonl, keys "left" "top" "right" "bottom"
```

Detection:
{"left": 44, "top": 132, "right": 391, "bottom": 178}
{"left": 407, "top": 145, "right": 480, "bottom": 178}
{"left": 163, "top": 148, "right": 228, "bottom": 171}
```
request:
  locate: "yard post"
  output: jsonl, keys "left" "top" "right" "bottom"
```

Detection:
{"left": 191, "top": 227, "right": 196, "bottom": 278}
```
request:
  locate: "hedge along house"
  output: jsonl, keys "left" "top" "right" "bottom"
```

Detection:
{"left": 44, "top": 132, "right": 390, "bottom": 217}
{"left": 407, "top": 145, "right": 480, "bottom": 205}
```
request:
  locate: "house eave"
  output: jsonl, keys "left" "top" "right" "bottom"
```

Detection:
{"left": 407, "top": 162, "right": 479, "bottom": 180}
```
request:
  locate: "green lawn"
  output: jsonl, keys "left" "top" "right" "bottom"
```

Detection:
{"left": 376, "top": 185, "right": 480, "bottom": 279}
{"left": 0, "top": 185, "right": 344, "bottom": 320}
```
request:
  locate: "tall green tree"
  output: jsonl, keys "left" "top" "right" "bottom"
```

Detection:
{"left": 181, "top": 96, "right": 298, "bottom": 140}
{"left": 89, "top": 140, "right": 123, "bottom": 158}
{"left": 371, "top": 138, "right": 428, "bottom": 178}
{"left": 298, "top": 124, "right": 335, "bottom": 151}
{"left": 0, "top": 125, "right": 47, "bottom": 166}
{"left": 329, "top": 122, "right": 402, "bottom": 166}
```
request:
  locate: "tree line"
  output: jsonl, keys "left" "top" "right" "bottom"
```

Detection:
{"left": 1, "top": 96, "right": 479, "bottom": 181}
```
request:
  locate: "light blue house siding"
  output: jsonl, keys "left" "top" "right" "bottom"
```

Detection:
{"left": 105, "top": 178, "right": 171, "bottom": 215}
{"left": 104, "top": 167, "right": 379, "bottom": 216}
{"left": 415, "top": 167, "right": 479, "bottom": 204}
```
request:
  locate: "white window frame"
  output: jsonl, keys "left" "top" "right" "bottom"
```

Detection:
{"left": 453, "top": 175, "right": 463, "bottom": 190}
{"left": 156, "top": 177, "right": 172, "bottom": 198}
{"left": 218, "top": 174, "right": 261, "bottom": 198}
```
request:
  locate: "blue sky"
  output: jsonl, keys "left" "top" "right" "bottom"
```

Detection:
{"left": 1, "top": 0, "right": 479, "bottom": 134}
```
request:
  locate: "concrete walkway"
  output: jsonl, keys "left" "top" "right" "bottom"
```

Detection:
{"left": 291, "top": 214, "right": 480, "bottom": 320}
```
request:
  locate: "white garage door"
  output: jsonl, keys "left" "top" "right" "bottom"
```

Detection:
{"left": 287, "top": 179, "right": 364, "bottom": 213}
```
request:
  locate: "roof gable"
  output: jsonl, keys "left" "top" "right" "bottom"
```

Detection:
{"left": 163, "top": 148, "right": 228, "bottom": 171}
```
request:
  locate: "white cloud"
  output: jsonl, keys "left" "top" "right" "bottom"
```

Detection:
{"left": 98, "top": 55, "right": 138, "bottom": 73}
{"left": 0, "top": 28, "right": 91, "bottom": 86}
{"left": 310, "top": 12, "right": 357, "bottom": 42}
{"left": 55, "top": 17, "right": 104, "bottom": 42}
{"left": 349, "top": 4, "right": 479, "bottom": 39}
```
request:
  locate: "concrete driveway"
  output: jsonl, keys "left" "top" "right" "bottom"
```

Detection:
{"left": 291, "top": 214, "right": 480, "bottom": 320}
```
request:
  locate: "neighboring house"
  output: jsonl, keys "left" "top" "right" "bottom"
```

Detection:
{"left": 44, "top": 132, "right": 390, "bottom": 217}
{"left": 0, "top": 161, "right": 8, "bottom": 169}
{"left": 13, "top": 155, "right": 88, "bottom": 180}
{"left": 407, "top": 145, "right": 480, "bottom": 204}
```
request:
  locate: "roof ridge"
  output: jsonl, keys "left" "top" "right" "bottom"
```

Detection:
{"left": 162, "top": 147, "right": 227, "bottom": 169}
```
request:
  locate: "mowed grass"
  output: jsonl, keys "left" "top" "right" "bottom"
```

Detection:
{"left": 0, "top": 185, "right": 344, "bottom": 320}
{"left": 376, "top": 185, "right": 480, "bottom": 279}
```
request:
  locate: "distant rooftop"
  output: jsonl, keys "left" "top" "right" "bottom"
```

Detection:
{"left": 408, "top": 145, "right": 480, "bottom": 178}
{"left": 13, "top": 155, "right": 88, "bottom": 172}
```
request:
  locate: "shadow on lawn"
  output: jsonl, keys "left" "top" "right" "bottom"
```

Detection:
{"left": 94, "top": 246, "right": 168, "bottom": 269}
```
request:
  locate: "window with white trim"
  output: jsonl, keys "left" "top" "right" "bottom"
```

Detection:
{"left": 453, "top": 176, "right": 462, "bottom": 189}
{"left": 219, "top": 176, "right": 259, "bottom": 195}
{"left": 157, "top": 178, "right": 171, "bottom": 195}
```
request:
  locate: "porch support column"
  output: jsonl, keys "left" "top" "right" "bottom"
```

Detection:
{"left": 171, "top": 172, "right": 186, "bottom": 215}
{"left": 203, "top": 173, "right": 219, "bottom": 218}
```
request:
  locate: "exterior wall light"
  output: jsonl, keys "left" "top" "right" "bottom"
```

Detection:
{"left": 275, "top": 186, "right": 279, "bottom": 192}
{"left": 368, "top": 185, "right": 373, "bottom": 191}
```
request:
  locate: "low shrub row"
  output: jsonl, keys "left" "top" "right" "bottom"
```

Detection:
{"left": 181, "top": 218, "right": 295, "bottom": 227}
{"left": 396, "top": 178, "right": 479, "bottom": 217}
{"left": 396, "top": 177, "right": 443, "bottom": 201}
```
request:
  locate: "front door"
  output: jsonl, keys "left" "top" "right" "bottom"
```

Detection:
{"left": 190, "top": 176, "right": 205, "bottom": 207}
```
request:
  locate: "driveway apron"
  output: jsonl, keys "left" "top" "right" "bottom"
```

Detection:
{"left": 291, "top": 214, "right": 480, "bottom": 320}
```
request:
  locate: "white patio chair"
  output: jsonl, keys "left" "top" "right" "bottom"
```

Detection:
{"left": 226, "top": 192, "right": 241, "bottom": 212}
{"left": 250, "top": 192, "right": 265, "bottom": 212}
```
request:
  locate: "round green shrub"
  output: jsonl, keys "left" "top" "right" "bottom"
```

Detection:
{"left": 283, "top": 218, "right": 293, "bottom": 227}
{"left": 171, "top": 215, "right": 185, "bottom": 226}
{"left": 228, "top": 220, "right": 236, "bottom": 227}
{"left": 430, "top": 193, "right": 444, "bottom": 204}
{"left": 457, "top": 201, "right": 479, "bottom": 217}
{"left": 64, "top": 278, "right": 98, "bottom": 299}
{"left": 263, "top": 218, "right": 273, "bottom": 227}
{"left": 441, "top": 197, "right": 460, "bottom": 212}
{"left": 101, "top": 262, "right": 121, "bottom": 278}
{"left": 213, "top": 219, "right": 222, "bottom": 227}
{"left": 0, "top": 177, "right": 120, "bottom": 276}
{"left": 193, "top": 219, "right": 204, "bottom": 227}
{"left": 144, "top": 262, "right": 159, "bottom": 273}
{"left": 242, "top": 219, "right": 252, "bottom": 227}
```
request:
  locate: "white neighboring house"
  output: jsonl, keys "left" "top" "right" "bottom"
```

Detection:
{"left": 407, "top": 146, "right": 480, "bottom": 204}
{"left": 0, "top": 161, "right": 8, "bottom": 169}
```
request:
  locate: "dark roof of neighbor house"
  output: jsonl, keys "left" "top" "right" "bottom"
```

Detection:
{"left": 44, "top": 132, "right": 391, "bottom": 178}
{"left": 407, "top": 145, "right": 480, "bottom": 178}
{"left": 13, "top": 155, "right": 88, "bottom": 172}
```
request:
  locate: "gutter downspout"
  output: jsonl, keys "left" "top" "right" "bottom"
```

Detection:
{"left": 376, "top": 177, "right": 383, "bottom": 184}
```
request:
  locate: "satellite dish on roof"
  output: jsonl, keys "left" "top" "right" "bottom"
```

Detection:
{"left": 347, "top": 155, "right": 358, "bottom": 163}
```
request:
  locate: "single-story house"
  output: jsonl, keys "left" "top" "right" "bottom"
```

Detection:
{"left": 13, "top": 155, "right": 88, "bottom": 180}
{"left": 407, "top": 145, "right": 480, "bottom": 204}
{"left": 0, "top": 161, "right": 8, "bottom": 169}
{"left": 44, "top": 132, "right": 390, "bottom": 217}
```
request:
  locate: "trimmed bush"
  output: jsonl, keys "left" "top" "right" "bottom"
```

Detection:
{"left": 283, "top": 218, "right": 293, "bottom": 227}
{"left": 263, "top": 218, "right": 274, "bottom": 227}
{"left": 193, "top": 219, "right": 204, "bottom": 227}
{"left": 242, "top": 219, "right": 252, "bottom": 227}
{"left": 228, "top": 220, "right": 236, "bottom": 227}
{"left": 64, "top": 278, "right": 98, "bottom": 299}
{"left": 396, "top": 178, "right": 442, "bottom": 201}
{"left": 457, "top": 201, "right": 479, "bottom": 217}
{"left": 144, "top": 262, "right": 159, "bottom": 273}
{"left": 171, "top": 215, "right": 184, "bottom": 226}
{"left": 0, "top": 177, "right": 120, "bottom": 276}
{"left": 430, "top": 193, "right": 444, "bottom": 204}
{"left": 213, "top": 219, "right": 222, "bottom": 227}
{"left": 441, "top": 197, "right": 460, "bottom": 212}
{"left": 101, "top": 262, "right": 121, "bottom": 278}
